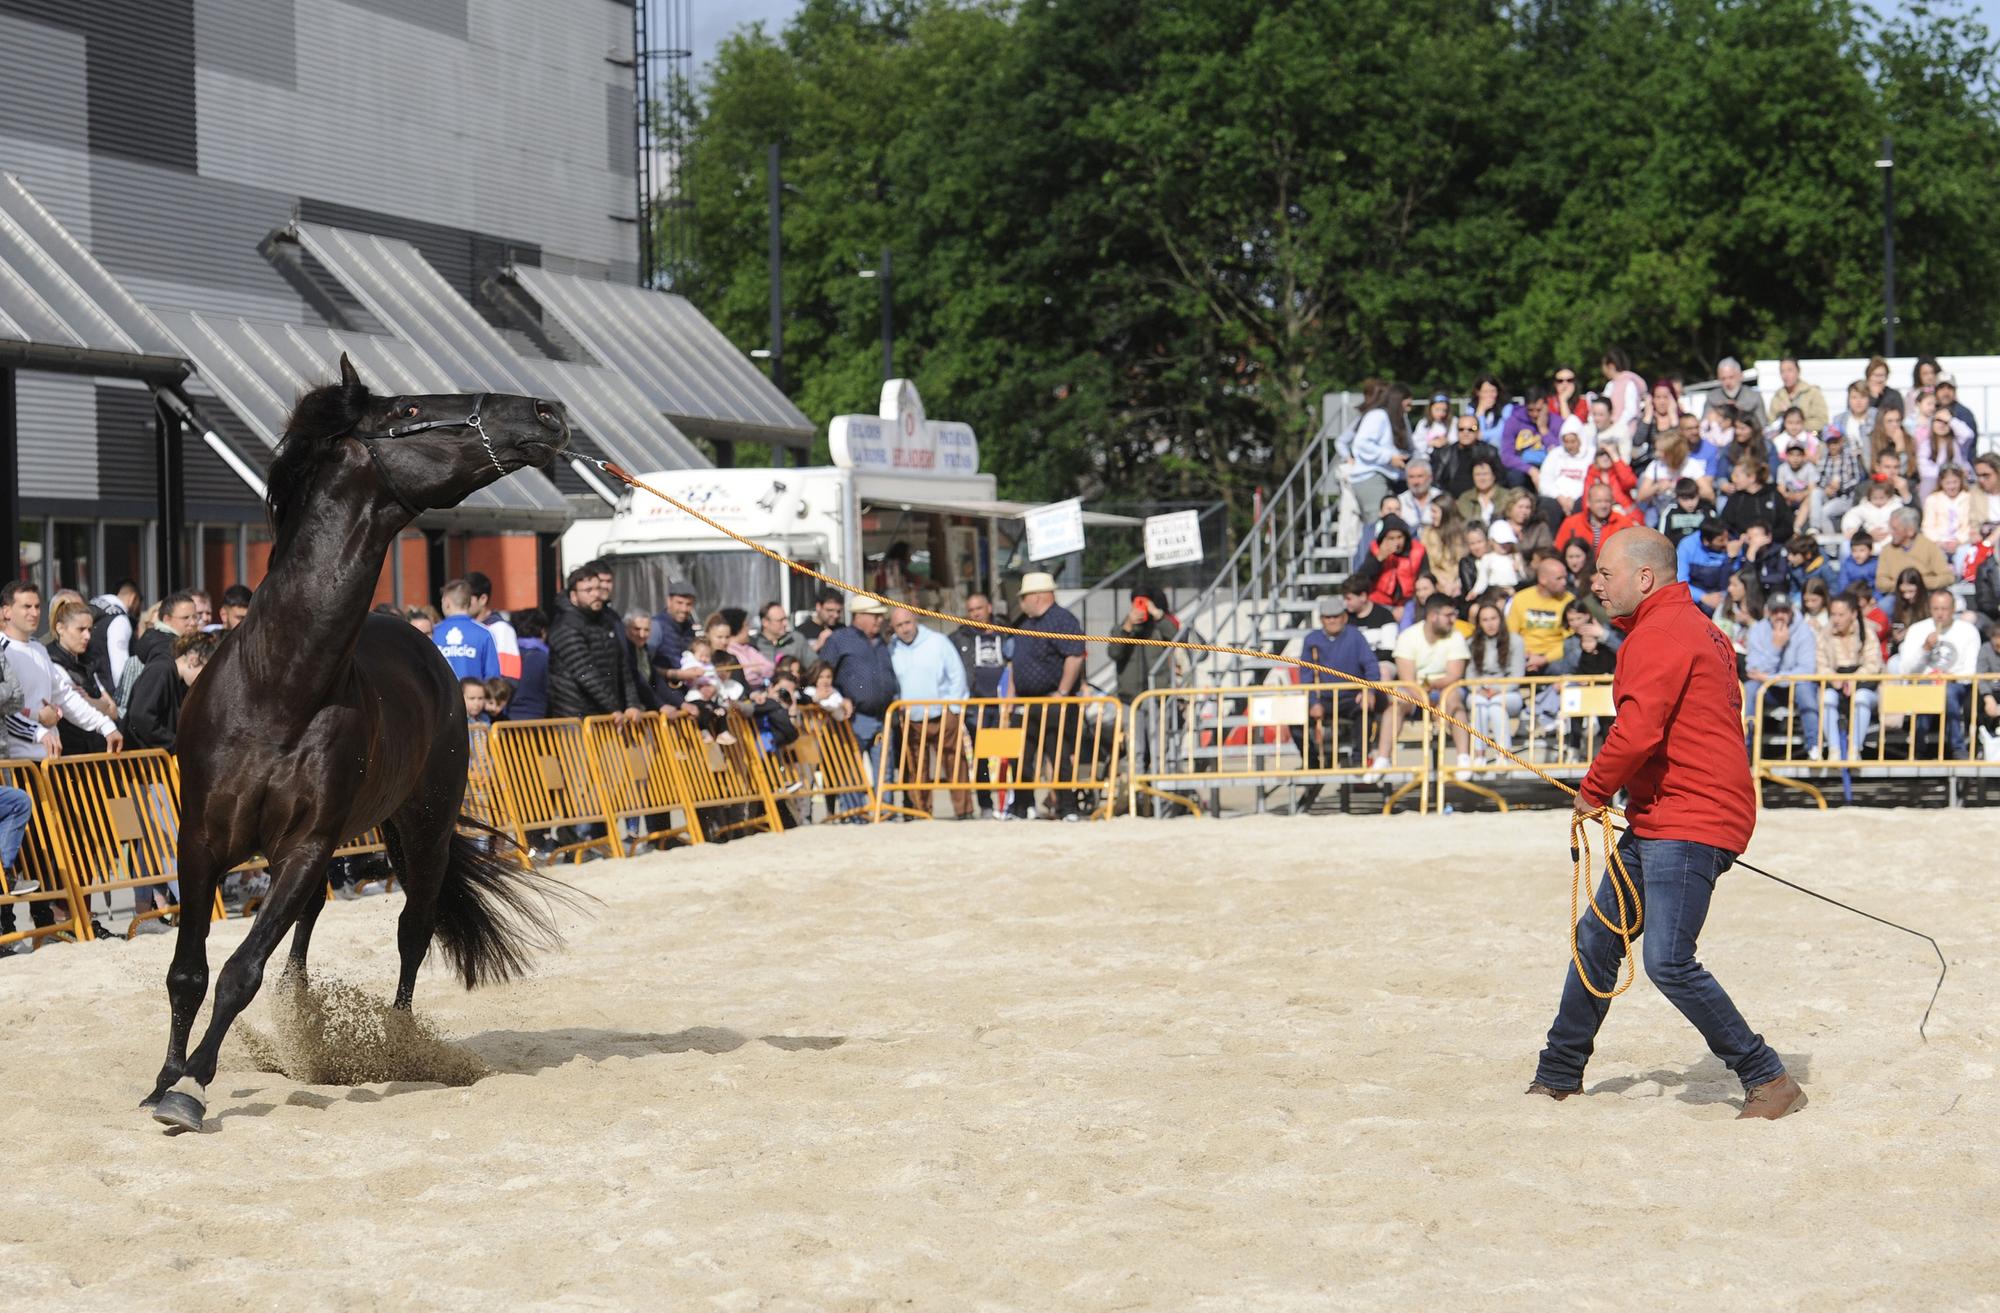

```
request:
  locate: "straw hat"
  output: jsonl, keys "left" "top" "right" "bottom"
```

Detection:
{"left": 1018, "top": 571, "right": 1058, "bottom": 595}
{"left": 850, "top": 595, "right": 887, "bottom": 616}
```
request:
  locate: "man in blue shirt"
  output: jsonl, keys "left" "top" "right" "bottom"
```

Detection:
{"left": 647, "top": 579, "right": 699, "bottom": 708}
{"left": 1293, "top": 596, "right": 1383, "bottom": 810}
{"left": 1675, "top": 519, "right": 1733, "bottom": 613}
{"left": 432, "top": 579, "right": 499, "bottom": 681}
{"left": 1003, "top": 572, "right": 1088, "bottom": 820}
{"left": 818, "top": 595, "right": 898, "bottom": 818}
{"left": 888, "top": 606, "right": 973, "bottom": 818}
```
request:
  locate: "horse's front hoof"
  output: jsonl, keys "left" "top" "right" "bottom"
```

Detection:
{"left": 151, "top": 1078, "right": 207, "bottom": 1134}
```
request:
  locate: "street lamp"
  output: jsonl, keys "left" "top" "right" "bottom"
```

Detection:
{"left": 1877, "top": 136, "right": 1896, "bottom": 357}
{"left": 857, "top": 247, "right": 893, "bottom": 381}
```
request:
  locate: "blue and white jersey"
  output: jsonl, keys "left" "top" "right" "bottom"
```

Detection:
{"left": 432, "top": 617, "right": 499, "bottom": 681}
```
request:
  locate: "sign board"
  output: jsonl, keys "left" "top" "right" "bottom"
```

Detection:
{"left": 1143, "top": 510, "right": 1204, "bottom": 568}
{"left": 829, "top": 379, "right": 980, "bottom": 477}
{"left": 1024, "top": 498, "right": 1085, "bottom": 561}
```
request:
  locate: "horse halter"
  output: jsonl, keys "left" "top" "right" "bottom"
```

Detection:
{"left": 347, "top": 393, "right": 509, "bottom": 520}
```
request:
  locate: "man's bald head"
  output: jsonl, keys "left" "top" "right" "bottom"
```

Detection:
{"left": 1593, "top": 527, "right": 1677, "bottom": 618}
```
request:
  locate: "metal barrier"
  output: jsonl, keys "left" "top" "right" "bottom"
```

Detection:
{"left": 757, "top": 702, "right": 876, "bottom": 825}
{"left": 1751, "top": 671, "right": 1998, "bottom": 808}
{"left": 0, "top": 760, "right": 88, "bottom": 948}
{"left": 880, "top": 696, "right": 1124, "bottom": 822}
{"left": 485, "top": 718, "right": 620, "bottom": 861}
{"left": 656, "top": 708, "right": 782, "bottom": 839}
{"left": 464, "top": 721, "right": 523, "bottom": 851}
{"left": 1127, "top": 682, "right": 1429, "bottom": 816}
{"left": 583, "top": 712, "right": 700, "bottom": 850}
{"left": 37, "top": 750, "right": 222, "bottom": 939}
{"left": 1432, "top": 675, "right": 1617, "bottom": 812}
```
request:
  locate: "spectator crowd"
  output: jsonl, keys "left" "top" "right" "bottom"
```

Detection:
{"left": 1328, "top": 353, "right": 2000, "bottom": 774}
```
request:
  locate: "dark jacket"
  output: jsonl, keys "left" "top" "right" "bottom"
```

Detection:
{"left": 132, "top": 624, "right": 175, "bottom": 669}
{"left": 548, "top": 598, "right": 637, "bottom": 719}
{"left": 647, "top": 610, "right": 698, "bottom": 707}
{"left": 1432, "top": 439, "right": 1500, "bottom": 499}
{"left": 950, "top": 625, "right": 1008, "bottom": 699}
{"left": 1719, "top": 482, "right": 1793, "bottom": 544}
{"left": 1107, "top": 612, "right": 1180, "bottom": 702}
{"left": 511, "top": 637, "right": 551, "bottom": 719}
{"left": 819, "top": 624, "right": 897, "bottom": 718}
{"left": 123, "top": 658, "right": 185, "bottom": 752}
{"left": 47, "top": 639, "right": 108, "bottom": 755}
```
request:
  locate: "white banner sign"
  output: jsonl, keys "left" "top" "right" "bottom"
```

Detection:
{"left": 1143, "top": 509, "right": 1204, "bottom": 568}
{"left": 828, "top": 378, "right": 980, "bottom": 477}
{"left": 1024, "top": 497, "right": 1086, "bottom": 562}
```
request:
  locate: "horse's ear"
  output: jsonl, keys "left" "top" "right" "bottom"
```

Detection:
{"left": 338, "top": 353, "right": 361, "bottom": 389}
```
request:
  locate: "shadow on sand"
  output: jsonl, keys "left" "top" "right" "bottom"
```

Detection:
{"left": 1586, "top": 1051, "right": 1812, "bottom": 1107}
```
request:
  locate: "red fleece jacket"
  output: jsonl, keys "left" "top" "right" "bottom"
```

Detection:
{"left": 1577, "top": 581, "right": 1756, "bottom": 853}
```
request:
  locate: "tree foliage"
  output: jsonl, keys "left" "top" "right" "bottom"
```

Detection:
{"left": 674, "top": 0, "right": 2000, "bottom": 503}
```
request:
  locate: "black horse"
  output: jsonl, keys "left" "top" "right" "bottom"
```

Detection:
{"left": 147, "top": 356, "right": 574, "bottom": 1133}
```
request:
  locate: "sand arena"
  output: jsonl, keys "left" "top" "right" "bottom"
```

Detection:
{"left": 0, "top": 809, "right": 1991, "bottom": 1310}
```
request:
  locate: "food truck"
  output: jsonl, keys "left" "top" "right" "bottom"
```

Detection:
{"left": 569, "top": 379, "right": 1134, "bottom": 616}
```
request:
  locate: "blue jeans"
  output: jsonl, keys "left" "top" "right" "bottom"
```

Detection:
{"left": 1536, "top": 834, "right": 1786, "bottom": 1093}
{"left": 1744, "top": 679, "right": 1819, "bottom": 751}
{"left": 1917, "top": 683, "right": 1972, "bottom": 758}
{"left": 0, "top": 785, "right": 30, "bottom": 872}
{"left": 841, "top": 712, "right": 883, "bottom": 820}
{"left": 1816, "top": 685, "right": 1878, "bottom": 758}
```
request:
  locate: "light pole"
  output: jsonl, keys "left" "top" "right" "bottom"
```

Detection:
{"left": 858, "top": 247, "right": 893, "bottom": 381}
{"left": 1877, "top": 136, "right": 1896, "bottom": 357}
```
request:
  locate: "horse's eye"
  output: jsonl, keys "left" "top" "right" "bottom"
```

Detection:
{"left": 402, "top": 404, "right": 420, "bottom": 419}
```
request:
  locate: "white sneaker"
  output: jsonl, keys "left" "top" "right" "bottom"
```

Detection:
{"left": 1455, "top": 752, "right": 1472, "bottom": 770}
{"left": 1361, "top": 755, "right": 1390, "bottom": 784}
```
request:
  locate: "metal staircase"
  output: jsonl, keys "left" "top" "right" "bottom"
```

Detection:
{"left": 1154, "top": 392, "right": 1363, "bottom": 690}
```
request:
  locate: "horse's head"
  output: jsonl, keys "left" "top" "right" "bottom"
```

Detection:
{"left": 269, "top": 355, "right": 571, "bottom": 545}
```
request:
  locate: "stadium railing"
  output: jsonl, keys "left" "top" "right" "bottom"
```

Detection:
{"left": 757, "top": 702, "right": 875, "bottom": 825}
{"left": 0, "top": 759, "right": 89, "bottom": 949}
{"left": 1127, "top": 681, "right": 1431, "bottom": 816}
{"left": 36, "top": 749, "right": 223, "bottom": 940}
{"left": 582, "top": 712, "right": 702, "bottom": 851}
{"left": 485, "top": 717, "right": 621, "bottom": 862}
{"left": 1431, "top": 675, "right": 1617, "bottom": 813}
{"left": 1750, "top": 671, "right": 1998, "bottom": 808}
{"left": 877, "top": 696, "right": 1125, "bottom": 822}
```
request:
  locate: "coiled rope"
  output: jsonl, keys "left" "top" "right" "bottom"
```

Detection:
{"left": 586, "top": 460, "right": 1942, "bottom": 1029}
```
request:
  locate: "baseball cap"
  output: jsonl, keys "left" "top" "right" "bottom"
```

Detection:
{"left": 1316, "top": 594, "right": 1342, "bottom": 616}
{"left": 1488, "top": 521, "right": 1518, "bottom": 546}
{"left": 668, "top": 579, "right": 696, "bottom": 597}
{"left": 1431, "top": 392, "right": 1450, "bottom": 404}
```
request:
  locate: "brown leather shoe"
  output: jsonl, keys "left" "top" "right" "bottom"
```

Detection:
{"left": 1525, "top": 1081, "right": 1577, "bottom": 1101}
{"left": 1737, "top": 1073, "right": 1808, "bottom": 1120}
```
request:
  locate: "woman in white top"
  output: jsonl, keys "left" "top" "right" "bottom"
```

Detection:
{"left": 1464, "top": 601, "right": 1527, "bottom": 767}
{"left": 1922, "top": 464, "right": 1975, "bottom": 571}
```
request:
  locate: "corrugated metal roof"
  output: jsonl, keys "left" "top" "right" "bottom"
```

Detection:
{"left": 280, "top": 220, "right": 708, "bottom": 479}
{"left": 151, "top": 308, "right": 570, "bottom": 525}
{"left": 499, "top": 263, "right": 814, "bottom": 451}
{"left": 0, "top": 172, "right": 186, "bottom": 376}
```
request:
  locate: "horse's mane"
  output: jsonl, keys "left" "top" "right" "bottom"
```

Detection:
{"left": 265, "top": 372, "right": 371, "bottom": 556}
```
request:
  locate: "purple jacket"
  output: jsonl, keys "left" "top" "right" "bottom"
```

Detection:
{"left": 1498, "top": 408, "right": 1557, "bottom": 475}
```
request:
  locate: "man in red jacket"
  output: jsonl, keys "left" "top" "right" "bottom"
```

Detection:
{"left": 1528, "top": 528, "right": 1807, "bottom": 1120}
{"left": 1553, "top": 482, "right": 1638, "bottom": 555}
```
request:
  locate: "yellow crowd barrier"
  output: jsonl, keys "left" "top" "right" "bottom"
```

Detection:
{"left": 1750, "top": 671, "right": 1999, "bottom": 808}
{"left": 758, "top": 702, "right": 875, "bottom": 825}
{"left": 583, "top": 712, "right": 701, "bottom": 851}
{"left": 37, "top": 750, "right": 222, "bottom": 940}
{"left": 1128, "top": 681, "right": 1431, "bottom": 817}
{"left": 0, "top": 760, "right": 87, "bottom": 949}
{"left": 485, "top": 717, "right": 620, "bottom": 862}
{"left": 878, "top": 695, "right": 1123, "bottom": 822}
{"left": 1433, "top": 675, "right": 1617, "bottom": 812}
{"left": 657, "top": 707, "right": 782, "bottom": 839}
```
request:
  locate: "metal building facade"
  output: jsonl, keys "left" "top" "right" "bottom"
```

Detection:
{"left": 0, "top": 0, "right": 643, "bottom": 601}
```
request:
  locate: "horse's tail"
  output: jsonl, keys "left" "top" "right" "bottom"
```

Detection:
{"left": 433, "top": 817, "right": 588, "bottom": 989}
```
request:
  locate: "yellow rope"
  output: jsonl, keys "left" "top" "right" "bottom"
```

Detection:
{"left": 591, "top": 460, "right": 1643, "bottom": 982}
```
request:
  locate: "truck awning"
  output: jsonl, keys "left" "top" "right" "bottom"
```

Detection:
{"left": 862, "top": 494, "right": 1140, "bottom": 528}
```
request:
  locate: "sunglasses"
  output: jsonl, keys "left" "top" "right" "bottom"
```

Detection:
{"left": 1456, "top": 424, "right": 1478, "bottom": 433}
{"left": 1554, "top": 374, "right": 1576, "bottom": 384}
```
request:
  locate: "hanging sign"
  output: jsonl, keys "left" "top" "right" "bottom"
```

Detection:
{"left": 1143, "top": 510, "right": 1204, "bottom": 568}
{"left": 1024, "top": 497, "right": 1086, "bottom": 561}
{"left": 828, "top": 379, "right": 979, "bottom": 477}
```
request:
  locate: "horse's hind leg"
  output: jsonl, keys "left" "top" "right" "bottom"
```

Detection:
{"left": 281, "top": 868, "right": 332, "bottom": 983}
{"left": 384, "top": 814, "right": 450, "bottom": 1010}
{"left": 143, "top": 830, "right": 221, "bottom": 1107}
{"left": 154, "top": 836, "right": 334, "bottom": 1133}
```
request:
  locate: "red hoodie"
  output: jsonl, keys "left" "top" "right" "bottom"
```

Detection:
{"left": 1577, "top": 581, "right": 1756, "bottom": 852}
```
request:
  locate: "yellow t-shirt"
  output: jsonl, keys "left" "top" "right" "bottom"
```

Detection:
{"left": 1507, "top": 587, "right": 1573, "bottom": 662}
